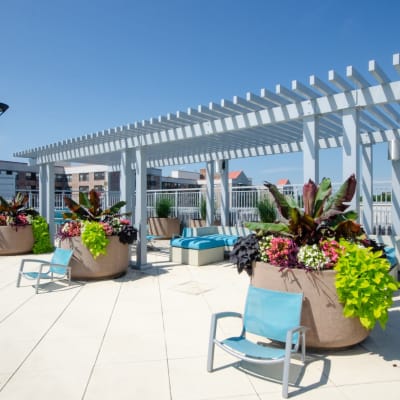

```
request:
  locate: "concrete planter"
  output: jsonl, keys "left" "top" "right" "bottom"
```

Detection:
{"left": 148, "top": 217, "right": 180, "bottom": 239}
{"left": 60, "top": 236, "right": 130, "bottom": 280}
{"left": 0, "top": 225, "right": 34, "bottom": 255}
{"left": 251, "top": 262, "right": 370, "bottom": 349}
{"left": 189, "top": 219, "right": 206, "bottom": 228}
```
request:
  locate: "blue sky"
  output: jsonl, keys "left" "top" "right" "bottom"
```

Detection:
{"left": 1, "top": 0, "right": 399, "bottom": 185}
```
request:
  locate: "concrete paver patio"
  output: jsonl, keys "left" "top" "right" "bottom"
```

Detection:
{"left": 0, "top": 242, "right": 399, "bottom": 399}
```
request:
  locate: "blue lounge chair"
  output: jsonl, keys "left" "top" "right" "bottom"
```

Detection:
{"left": 207, "top": 286, "right": 307, "bottom": 398}
{"left": 16, "top": 248, "right": 74, "bottom": 294}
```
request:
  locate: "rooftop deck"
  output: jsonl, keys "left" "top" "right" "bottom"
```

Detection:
{"left": 1, "top": 242, "right": 399, "bottom": 399}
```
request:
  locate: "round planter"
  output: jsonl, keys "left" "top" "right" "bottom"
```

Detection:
{"left": 60, "top": 236, "right": 130, "bottom": 280}
{"left": 251, "top": 262, "right": 370, "bottom": 349}
{"left": 0, "top": 225, "right": 34, "bottom": 255}
{"left": 148, "top": 217, "right": 180, "bottom": 239}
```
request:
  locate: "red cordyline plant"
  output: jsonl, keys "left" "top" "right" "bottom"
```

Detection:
{"left": 247, "top": 174, "right": 365, "bottom": 246}
{"left": 0, "top": 193, "right": 38, "bottom": 227}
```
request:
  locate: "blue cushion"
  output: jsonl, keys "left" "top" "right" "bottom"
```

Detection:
{"left": 170, "top": 236, "right": 225, "bottom": 250}
{"left": 384, "top": 247, "right": 397, "bottom": 267}
{"left": 206, "top": 234, "right": 238, "bottom": 246}
{"left": 187, "top": 238, "right": 225, "bottom": 250}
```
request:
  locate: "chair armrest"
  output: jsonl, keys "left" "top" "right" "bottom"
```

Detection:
{"left": 213, "top": 311, "right": 242, "bottom": 320}
{"left": 285, "top": 325, "right": 308, "bottom": 359}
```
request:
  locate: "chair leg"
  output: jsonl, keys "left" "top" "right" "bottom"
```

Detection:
{"left": 35, "top": 275, "right": 41, "bottom": 294}
{"left": 207, "top": 314, "right": 217, "bottom": 372}
{"left": 282, "top": 343, "right": 292, "bottom": 398}
{"left": 16, "top": 260, "right": 25, "bottom": 287}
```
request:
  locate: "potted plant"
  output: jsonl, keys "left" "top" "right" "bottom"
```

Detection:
{"left": 256, "top": 195, "right": 277, "bottom": 223}
{"left": 189, "top": 195, "right": 207, "bottom": 227}
{"left": 0, "top": 193, "right": 39, "bottom": 255}
{"left": 148, "top": 195, "right": 180, "bottom": 238}
{"left": 58, "top": 189, "right": 137, "bottom": 280}
{"left": 230, "top": 175, "right": 399, "bottom": 349}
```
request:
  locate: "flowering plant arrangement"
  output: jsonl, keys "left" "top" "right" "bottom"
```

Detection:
{"left": 230, "top": 175, "right": 399, "bottom": 329}
{"left": 0, "top": 193, "right": 38, "bottom": 227}
{"left": 59, "top": 189, "right": 137, "bottom": 258}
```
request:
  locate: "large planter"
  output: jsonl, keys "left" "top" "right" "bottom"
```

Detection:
{"left": 148, "top": 217, "right": 180, "bottom": 239}
{"left": 60, "top": 236, "right": 130, "bottom": 280}
{"left": 189, "top": 219, "right": 206, "bottom": 228}
{"left": 251, "top": 262, "right": 370, "bottom": 349}
{"left": 0, "top": 225, "right": 34, "bottom": 255}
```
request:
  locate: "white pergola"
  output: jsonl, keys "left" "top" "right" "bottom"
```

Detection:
{"left": 15, "top": 53, "right": 400, "bottom": 267}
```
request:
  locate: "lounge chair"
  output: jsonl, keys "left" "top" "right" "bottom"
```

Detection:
{"left": 16, "top": 248, "right": 74, "bottom": 294}
{"left": 207, "top": 286, "right": 307, "bottom": 398}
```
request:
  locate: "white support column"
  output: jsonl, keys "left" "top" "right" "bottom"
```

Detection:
{"left": 135, "top": 147, "right": 147, "bottom": 268}
{"left": 206, "top": 161, "right": 215, "bottom": 226}
{"left": 342, "top": 109, "right": 360, "bottom": 213}
{"left": 120, "top": 149, "right": 135, "bottom": 216}
{"left": 39, "top": 164, "right": 48, "bottom": 219}
{"left": 390, "top": 143, "right": 400, "bottom": 235}
{"left": 219, "top": 159, "right": 229, "bottom": 226}
{"left": 303, "top": 116, "right": 319, "bottom": 183}
{"left": 361, "top": 144, "right": 373, "bottom": 235}
{"left": 39, "top": 163, "right": 55, "bottom": 241}
{"left": 120, "top": 149, "right": 135, "bottom": 266}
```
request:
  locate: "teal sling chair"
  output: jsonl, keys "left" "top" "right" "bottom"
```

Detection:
{"left": 16, "top": 248, "right": 74, "bottom": 294}
{"left": 207, "top": 286, "right": 307, "bottom": 398}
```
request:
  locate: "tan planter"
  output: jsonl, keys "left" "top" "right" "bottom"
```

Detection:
{"left": 251, "top": 262, "right": 370, "bottom": 349}
{"left": 148, "top": 217, "right": 180, "bottom": 239}
{"left": 189, "top": 219, "right": 206, "bottom": 228}
{"left": 60, "top": 236, "right": 130, "bottom": 280}
{"left": 0, "top": 225, "right": 34, "bottom": 255}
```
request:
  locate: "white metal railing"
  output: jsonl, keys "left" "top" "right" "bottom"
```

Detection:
{"left": 17, "top": 181, "right": 393, "bottom": 234}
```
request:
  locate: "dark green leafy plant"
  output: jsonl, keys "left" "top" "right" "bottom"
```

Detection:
{"left": 200, "top": 196, "right": 207, "bottom": 220}
{"left": 257, "top": 196, "right": 277, "bottom": 223}
{"left": 32, "top": 216, "right": 54, "bottom": 254}
{"left": 155, "top": 196, "right": 173, "bottom": 218}
{"left": 230, "top": 234, "right": 260, "bottom": 276}
{"left": 335, "top": 239, "right": 399, "bottom": 330}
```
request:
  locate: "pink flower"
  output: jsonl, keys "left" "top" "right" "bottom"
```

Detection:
{"left": 100, "top": 222, "right": 113, "bottom": 236}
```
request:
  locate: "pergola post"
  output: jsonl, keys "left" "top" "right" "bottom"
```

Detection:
{"left": 206, "top": 161, "right": 215, "bottom": 226}
{"left": 135, "top": 147, "right": 147, "bottom": 268}
{"left": 389, "top": 140, "right": 400, "bottom": 235}
{"left": 342, "top": 109, "right": 360, "bottom": 213}
{"left": 39, "top": 163, "right": 55, "bottom": 241}
{"left": 303, "top": 116, "right": 319, "bottom": 183}
{"left": 361, "top": 144, "right": 373, "bottom": 234}
{"left": 120, "top": 149, "right": 135, "bottom": 216}
{"left": 219, "top": 159, "right": 229, "bottom": 226}
{"left": 120, "top": 149, "right": 135, "bottom": 265}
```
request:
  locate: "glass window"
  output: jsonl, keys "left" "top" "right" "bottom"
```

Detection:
{"left": 79, "top": 173, "right": 89, "bottom": 182}
{"left": 79, "top": 185, "right": 89, "bottom": 192}
{"left": 94, "top": 185, "right": 104, "bottom": 192}
{"left": 94, "top": 171, "right": 105, "bottom": 180}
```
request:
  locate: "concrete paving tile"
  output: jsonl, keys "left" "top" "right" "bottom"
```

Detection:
{"left": 339, "top": 381, "right": 400, "bottom": 400}
{"left": 106, "top": 310, "right": 164, "bottom": 336}
{"left": 164, "top": 310, "right": 211, "bottom": 358}
{"left": 16, "top": 336, "right": 101, "bottom": 373}
{"left": 0, "top": 337, "right": 40, "bottom": 375}
{"left": 243, "top": 356, "right": 334, "bottom": 398}
{"left": 95, "top": 331, "right": 167, "bottom": 365}
{"left": 84, "top": 360, "right": 171, "bottom": 400}
{"left": 169, "top": 356, "right": 256, "bottom": 400}
{"left": 319, "top": 349, "right": 400, "bottom": 385}
{"left": 0, "top": 366, "right": 89, "bottom": 400}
